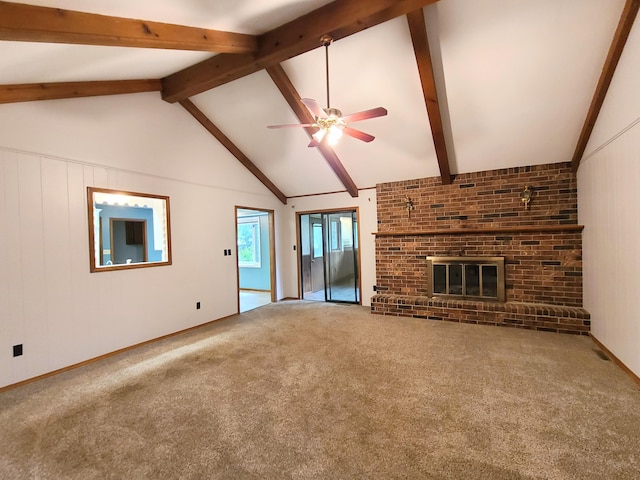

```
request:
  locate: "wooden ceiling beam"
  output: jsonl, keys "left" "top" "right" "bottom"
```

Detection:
{"left": 162, "top": 0, "right": 440, "bottom": 103}
{"left": 264, "top": 66, "right": 317, "bottom": 138}
{"left": 266, "top": 64, "right": 359, "bottom": 198}
{"left": 0, "top": 1, "right": 257, "bottom": 53}
{"left": 406, "top": 9, "right": 452, "bottom": 185}
{"left": 0, "top": 79, "right": 161, "bottom": 104}
{"left": 571, "top": 0, "right": 639, "bottom": 172}
{"left": 179, "top": 99, "right": 288, "bottom": 204}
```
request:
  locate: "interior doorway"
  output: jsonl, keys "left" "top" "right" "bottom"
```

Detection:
{"left": 109, "top": 218, "right": 147, "bottom": 265}
{"left": 236, "top": 207, "right": 276, "bottom": 313}
{"left": 298, "top": 209, "right": 360, "bottom": 304}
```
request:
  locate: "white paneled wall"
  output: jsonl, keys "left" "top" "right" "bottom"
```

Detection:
{"left": 0, "top": 147, "right": 287, "bottom": 388}
{"left": 0, "top": 91, "right": 295, "bottom": 388}
{"left": 0, "top": 91, "right": 382, "bottom": 388}
{"left": 578, "top": 19, "right": 640, "bottom": 377}
{"left": 579, "top": 124, "right": 640, "bottom": 377}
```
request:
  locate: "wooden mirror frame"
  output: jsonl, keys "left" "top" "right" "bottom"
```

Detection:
{"left": 87, "top": 187, "right": 172, "bottom": 273}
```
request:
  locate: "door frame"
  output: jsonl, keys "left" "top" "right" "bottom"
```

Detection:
{"left": 109, "top": 217, "right": 148, "bottom": 265}
{"left": 309, "top": 215, "right": 325, "bottom": 299}
{"left": 235, "top": 206, "right": 277, "bottom": 313}
{"left": 295, "top": 207, "right": 362, "bottom": 305}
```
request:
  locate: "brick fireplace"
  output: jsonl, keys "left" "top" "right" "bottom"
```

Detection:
{"left": 371, "top": 162, "right": 590, "bottom": 335}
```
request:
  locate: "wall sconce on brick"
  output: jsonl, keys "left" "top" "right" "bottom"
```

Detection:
{"left": 520, "top": 185, "right": 533, "bottom": 210}
{"left": 405, "top": 196, "right": 415, "bottom": 218}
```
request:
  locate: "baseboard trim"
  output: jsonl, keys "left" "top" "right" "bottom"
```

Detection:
{"left": 590, "top": 334, "right": 640, "bottom": 386}
{"left": 0, "top": 314, "right": 237, "bottom": 393}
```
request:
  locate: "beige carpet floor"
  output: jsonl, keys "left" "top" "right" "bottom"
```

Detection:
{"left": 1, "top": 301, "right": 639, "bottom": 479}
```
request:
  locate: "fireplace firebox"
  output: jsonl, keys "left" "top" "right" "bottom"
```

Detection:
{"left": 426, "top": 256, "right": 505, "bottom": 302}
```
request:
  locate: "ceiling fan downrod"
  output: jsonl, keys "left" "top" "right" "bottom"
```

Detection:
{"left": 321, "top": 34, "right": 333, "bottom": 110}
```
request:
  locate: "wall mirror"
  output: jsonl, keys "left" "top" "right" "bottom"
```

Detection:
{"left": 87, "top": 187, "right": 172, "bottom": 272}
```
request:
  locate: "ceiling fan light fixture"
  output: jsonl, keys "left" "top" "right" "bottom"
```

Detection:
{"left": 313, "top": 128, "right": 327, "bottom": 143}
{"left": 267, "top": 34, "right": 387, "bottom": 147}
{"left": 327, "top": 125, "right": 343, "bottom": 146}
{"left": 324, "top": 107, "right": 341, "bottom": 118}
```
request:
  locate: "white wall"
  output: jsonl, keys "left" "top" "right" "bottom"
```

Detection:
{"left": 282, "top": 190, "right": 378, "bottom": 306}
{"left": 0, "top": 93, "right": 288, "bottom": 388}
{"left": 578, "top": 18, "right": 640, "bottom": 377}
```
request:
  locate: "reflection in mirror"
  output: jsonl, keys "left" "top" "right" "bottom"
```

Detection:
{"left": 87, "top": 187, "right": 172, "bottom": 272}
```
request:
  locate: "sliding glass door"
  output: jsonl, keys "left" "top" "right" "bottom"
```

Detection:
{"left": 299, "top": 210, "right": 359, "bottom": 304}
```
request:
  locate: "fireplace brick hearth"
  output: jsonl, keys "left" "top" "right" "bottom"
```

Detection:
{"left": 371, "top": 162, "right": 590, "bottom": 335}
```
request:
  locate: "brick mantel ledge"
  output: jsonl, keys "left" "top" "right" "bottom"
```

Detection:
{"left": 373, "top": 225, "right": 584, "bottom": 237}
{"left": 371, "top": 294, "right": 590, "bottom": 335}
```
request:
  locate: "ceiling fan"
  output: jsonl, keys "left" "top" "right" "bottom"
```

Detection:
{"left": 268, "top": 34, "right": 388, "bottom": 147}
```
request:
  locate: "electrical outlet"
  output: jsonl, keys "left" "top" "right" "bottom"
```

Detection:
{"left": 196, "top": 302, "right": 201, "bottom": 310}
{"left": 13, "top": 344, "right": 23, "bottom": 357}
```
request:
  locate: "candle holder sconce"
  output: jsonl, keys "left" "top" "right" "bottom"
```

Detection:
{"left": 520, "top": 186, "right": 533, "bottom": 210}
{"left": 405, "top": 197, "right": 415, "bottom": 218}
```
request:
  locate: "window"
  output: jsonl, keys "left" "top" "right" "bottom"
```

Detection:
{"left": 330, "top": 220, "right": 340, "bottom": 251}
{"left": 87, "top": 187, "right": 171, "bottom": 272}
{"left": 237, "top": 217, "right": 261, "bottom": 268}
{"left": 340, "top": 217, "right": 353, "bottom": 248}
{"left": 312, "top": 223, "right": 323, "bottom": 258}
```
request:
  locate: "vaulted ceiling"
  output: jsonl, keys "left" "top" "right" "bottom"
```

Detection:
{"left": 0, "top": 0, "right": 637, "bottom": 203}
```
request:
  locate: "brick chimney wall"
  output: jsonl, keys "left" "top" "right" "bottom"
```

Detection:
{"left": 374, "top": 162, "right": 583, "bottom": 307}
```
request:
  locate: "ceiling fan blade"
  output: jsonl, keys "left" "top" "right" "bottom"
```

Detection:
{"left": 301, "top": 98, "right": 327, "bottom": 119}
{"left": 308, "top": 138, "right": 320, "bottom": 148}
{"left": 343, "top": 126, "right": 375, "bottom": 143}
{"left": 267, "top": 123, "right": 315, "bottom": 129}
{"left": 342, "top": 107, "right": 388, "bottom": 123}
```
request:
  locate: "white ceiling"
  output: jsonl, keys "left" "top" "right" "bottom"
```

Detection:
{"left": 0, "top": 0, "right": 629, "bottom": 198}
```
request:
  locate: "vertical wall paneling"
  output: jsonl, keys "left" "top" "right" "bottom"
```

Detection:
{"left": 580, "top": 125, "right": 640, "bottom": 376}
{"left": 106, "top": 169, "right": 119, "bottom": 189}
{"left": 1, "top": 150, "right": 26, "bottom": 383}
{"left": 578, "top": 14, "right": 640, "bottom": 376}
{"left": 41, "top": 158, "right": 74, "bottom": 370}
{"left": 82, "top": 164, "right": 111, "bottom": 357}
{"left": 108, "top": 269, "right": 128, "bottom": 350}
{"left": 90, "top": 165, "right": 121, "bottom": 354}
{"left": 3, "top": 151, "right": 27, "bottom": 384}
{"left": 67, "top": 162, "right": 92, "bottom": 362}
{"left": 115, "top": 170, "right": 135, "bottom": 193}
{"left": 0, "top": 145, "right": 287, "bottom": 388}
{"left": 0, "top": 86, "right": 289, "bottom": 388}
{"left": 17, "top": 153, "right": 50, "bottom": 378}
{"left": 0, "top": 152, "right": 7, "bottom": 376}
{"left": 92, "top": 167, "right": 109, "bottom": 188}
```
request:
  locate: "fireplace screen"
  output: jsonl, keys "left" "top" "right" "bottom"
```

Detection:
{"left": 427, "top": 257, "right": 505, "bottom": 302}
